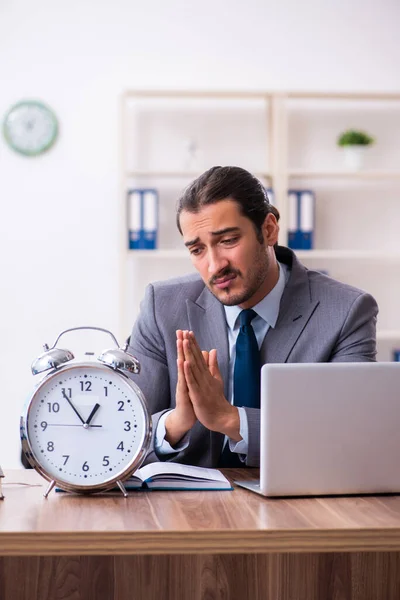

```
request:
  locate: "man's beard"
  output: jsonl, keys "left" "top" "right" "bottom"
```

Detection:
{"left": 207, "top": 248, "right": 270, "bottom": 307}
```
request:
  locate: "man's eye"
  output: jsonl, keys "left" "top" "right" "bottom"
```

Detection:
{"left": 222, "top": 237, "right": 238, "bottom": 245}
{"left": 190, "top": 247, "right": 202, "bottom": 256}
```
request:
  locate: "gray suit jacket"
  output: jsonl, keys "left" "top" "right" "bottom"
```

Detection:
{"left": 128, "top": 246, "right": 378, "bottom": 467}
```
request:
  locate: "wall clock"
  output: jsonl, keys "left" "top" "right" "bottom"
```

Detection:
{"left": 3, "top": 99, "right": 58, "bottom": 156}
{"left": 20, "top": 327, "right": 152, "bottom": 497}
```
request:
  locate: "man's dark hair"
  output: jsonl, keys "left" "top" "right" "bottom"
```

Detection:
{"left": 176, "top": 166, "right": 280, "bottom": 243}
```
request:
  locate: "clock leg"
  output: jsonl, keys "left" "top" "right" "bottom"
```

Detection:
{"left": 116, "top": 481, "right": 128, "bottom": 498}
{"left": 44, "top": 480, "right": 56, "bottom": 498}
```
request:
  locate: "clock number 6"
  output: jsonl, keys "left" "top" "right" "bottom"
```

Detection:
{"left": 82, "top": 461, "right": 89, "bottom": 472}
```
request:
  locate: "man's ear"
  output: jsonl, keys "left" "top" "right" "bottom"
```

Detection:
{"left": 262, "top": 213, "right": 280, "bottom": 247}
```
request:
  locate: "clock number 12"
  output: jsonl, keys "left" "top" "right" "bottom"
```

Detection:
{"left": 80, "top": 381, "right": 92, "bottom": 392}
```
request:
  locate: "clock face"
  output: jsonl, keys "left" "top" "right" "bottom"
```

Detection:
{"left": 3, "top": 100, "right": 58, "bottom": 156}
{"left": 22, "top": 363, "right": 151, "bottom": 491}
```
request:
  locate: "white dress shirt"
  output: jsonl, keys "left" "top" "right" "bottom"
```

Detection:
{"left": 155, "top": 261, "right": 289, "bottom": 456}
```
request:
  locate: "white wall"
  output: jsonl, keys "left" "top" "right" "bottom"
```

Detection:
{"left": 1, "top": 0, "right": 399, "bottom": 467}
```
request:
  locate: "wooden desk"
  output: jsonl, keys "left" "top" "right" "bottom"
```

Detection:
{"left": 1, "top": 469, "right": 400, "bottom": 599}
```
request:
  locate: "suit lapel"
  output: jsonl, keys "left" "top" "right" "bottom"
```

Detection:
{"left": 261, "top": 295, "right": 319, "bottom": 363}
{"left": 186, "top": 286, "right": 229, "bottom": 465}
{"left": 261, "top": 248, "right": 320, "bottom": 363}
{"left": 186, "top": 288, "right": 230, "bottom": 398}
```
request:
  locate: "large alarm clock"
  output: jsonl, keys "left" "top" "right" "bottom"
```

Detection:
{"left": 20, "top": 327, "right": 152, "bottom": 497}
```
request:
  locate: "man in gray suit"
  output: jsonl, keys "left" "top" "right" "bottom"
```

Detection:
{"left": 128, "top": 166, "right": 378, "bottom": 468}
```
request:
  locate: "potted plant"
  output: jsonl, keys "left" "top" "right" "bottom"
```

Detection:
{"left": 337, "top": 129, "right": 375, "bottom": 171}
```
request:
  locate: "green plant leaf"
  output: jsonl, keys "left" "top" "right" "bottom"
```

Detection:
{"left": 337, "top": 129, "right": 375, "bottom": 146}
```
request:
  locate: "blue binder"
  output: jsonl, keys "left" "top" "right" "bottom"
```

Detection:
{"left": 288, "top": 190, "right": 302, "bottom": 250}
{"left": 127, "top": 188, "right": 159, "bottom": 250}
{"left": 287, "top": 189, "right": 315, "bottom": 250}
{"left": 265, "top": 187, "right": 274, "bottom": 204}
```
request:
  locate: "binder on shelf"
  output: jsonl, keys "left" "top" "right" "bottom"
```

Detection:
{"left": 299, "top": 190, "right": 315, "bottom": 250}
{"left": 127, "top": 188, "right": 159, "bottom": 250}
{"left": 127, "top": 189, "right": 141, "bottom": 249}
{"left": 287, "top": 189, "right": 315, "bottom": 250}
{"left": 288, "top": 190, "right": 302, "bottom": 250}
{"left": 393, "top": 349, "right": 400, "bottom": 362}
{"left": 265, "top": 187, "right": 274, "bottom": 204}
{"left": 142, "top": 189, "right": 158, "bottom": 249}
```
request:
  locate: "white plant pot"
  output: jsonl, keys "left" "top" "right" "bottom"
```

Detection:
{"left": 342, "top": 145, "right": 367, "bottom": 171}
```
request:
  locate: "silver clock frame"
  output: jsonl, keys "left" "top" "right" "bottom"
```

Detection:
{"left": 20, "top": 327, "right": 152, "bottom": 497}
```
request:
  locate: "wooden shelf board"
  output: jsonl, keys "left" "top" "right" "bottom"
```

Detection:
{"left": 127, "top": 249, "right": 190, "bottom": 259}
{"left": 126, "top": 171, "right": 272, "bottom": 179}
{"left": 123, "top": 90, "right": 273, "bottom": 99}
{"left": 123, "top": 90, "right": 400, "bottom": 101}
{"left": 295, "top": 250, "right": 400, "bottom": 260}
{"left": 377, "top": 331, "right": 400, "bottom": 341}
{"left": 287, "top": 91, "right": 400, "bottom": 101}
{"left": 288, "top": 170, "right": 400, "bottom": 180}
{"left": 127, "top": 171, "right": 203, "bottom": 179}
{"left": 126, "top": 169, "right": 400, "bottom": 180}
{"left": 126, "top": 249, "right": 400, "bottom": 261}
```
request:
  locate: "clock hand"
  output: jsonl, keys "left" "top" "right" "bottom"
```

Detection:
{"left": 45, "top": 423, "right": 103, "bottom": 428}
{"left": 61, "top": 390, "right": 86, "bottom": 425}
{"left": 47, "top": 423, "right": 82, "bottom": 427}
{"left": 85, "top": 403, "right": 100, "bottom": 426}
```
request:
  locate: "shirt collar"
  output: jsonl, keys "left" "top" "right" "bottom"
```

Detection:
{"left": 224, "top": 261, "right": 288, "bottom": 331}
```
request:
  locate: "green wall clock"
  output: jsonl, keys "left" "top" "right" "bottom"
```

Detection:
{"left": 3, "top": 100, "right": 58, "bottom": 156}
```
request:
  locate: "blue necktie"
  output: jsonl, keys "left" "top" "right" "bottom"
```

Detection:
{"left": 233, "top": 309, "right": 261, "bottom": 410}
{"left": 219, "top": 309, "right": 261, "bottom": 467}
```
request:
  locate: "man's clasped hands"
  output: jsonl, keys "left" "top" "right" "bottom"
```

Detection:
{"left": 164, "top": 330, "right": 241, "bottom": 446}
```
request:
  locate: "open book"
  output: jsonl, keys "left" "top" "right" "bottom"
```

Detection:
{"left": 125, "top": 462, "right": 233, "bottom": 491}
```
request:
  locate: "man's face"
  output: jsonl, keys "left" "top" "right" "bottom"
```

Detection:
{"left": 179, "top": 199, "right": 279, "bottom": 308}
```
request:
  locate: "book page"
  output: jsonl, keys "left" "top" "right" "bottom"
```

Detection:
{"left": 135, "top": 462, "right": 229, "bottom": 483}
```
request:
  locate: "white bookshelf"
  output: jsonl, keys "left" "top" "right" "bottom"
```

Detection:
{"left": 120, "top": 90, "right": 400, "bottom": 360}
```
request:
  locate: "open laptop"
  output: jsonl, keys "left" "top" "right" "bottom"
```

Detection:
{"left": 235, "top": 362, "right": 400, "bottom": 497}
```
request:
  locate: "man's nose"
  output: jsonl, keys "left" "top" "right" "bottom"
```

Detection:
{"left": 207, "top": 249, "right": 229, "bottom": 276}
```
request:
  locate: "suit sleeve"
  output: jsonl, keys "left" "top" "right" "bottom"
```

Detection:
{"left": 127, "top": 283, "right": 172, "bottom": 463}
{"left": 241, "top": 408, "right": 260, "bottom": 466}
{"left": 330, "top": 292, "right": 378, "bottom": 362}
